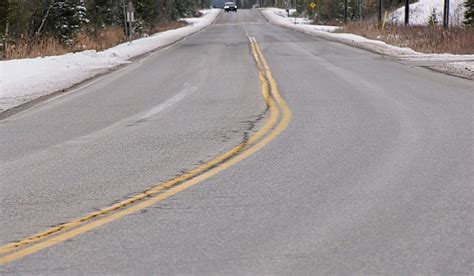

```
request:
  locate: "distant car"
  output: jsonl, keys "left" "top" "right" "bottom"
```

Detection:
{"left": 224, "top": 2, "right": 238, "bottom": 12}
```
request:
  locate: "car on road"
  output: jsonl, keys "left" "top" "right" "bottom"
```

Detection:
{"left": 224, "top": 2, "right": 238, "bottom": 12}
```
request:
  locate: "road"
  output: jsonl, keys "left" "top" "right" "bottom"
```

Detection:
{"left": 1, "top": 10, "right": 473, "bottom": 274}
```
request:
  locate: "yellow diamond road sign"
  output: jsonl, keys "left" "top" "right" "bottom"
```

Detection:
{"left": 309, "top": 2, "right": 316, "bottom": 9}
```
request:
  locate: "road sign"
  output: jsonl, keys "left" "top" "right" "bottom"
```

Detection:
{"left": 126, "top": 1, "right": 135, "bottom": 42}
{"left": 126, "top": 12, "right": 134, "bottom": 22}
{"left": 309, "top": 2, "right": 316, "bottom": 9}
{"left": 127, "top": 1, "right": 135, "bottom": 22}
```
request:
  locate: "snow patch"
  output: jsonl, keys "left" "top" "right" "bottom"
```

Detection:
{"left": 265, "top": 8, "right": 339, "bottom": 31}
{"left": 388, "top": 0, "right": 466, "bottom": 26}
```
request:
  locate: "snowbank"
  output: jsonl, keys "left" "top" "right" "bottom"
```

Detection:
{"left": 267, "top": 8, "right": 339, "bottom": 31}
{"left": 388, "top": 0, "right": 466, "bottom": 26}
{"left": 0, "top": 9, "right": 221, "bottom": 112}
{"left": 261, "top": 8, "right": 474, "bottom": 79}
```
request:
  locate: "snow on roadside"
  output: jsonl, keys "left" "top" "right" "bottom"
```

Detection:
{"left": 388, "top": 0, "right": 465, "bottom": 26}
{"left": 447, "top": 62, "right": 474, "bottom": 75}
{"left": 262, "top": 8, "right": 474, "bottom": 79}
{"left": 272, "top": 8, "right": 314, "bottom": 25}
{"left": 267, "top": 8, "right": 339, "bottom": 32}
{"left": 0, "top": 9, "right": 220, "bottom": 112}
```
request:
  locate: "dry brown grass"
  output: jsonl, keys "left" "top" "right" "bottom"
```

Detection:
{"left": 4, "top": 27, "right": 125, "bottom": 60}
{"left": 73, "top": 27, "right": 126, "bottom": 52}
{"left": 340, "top": 21, "right": 474, "bottom": 54}
{"left": 5, "top": 21, "right": 189, "bottom": 60}
{"left": 5, "top": 37, "right": 69, "bottom": 59}
{"left": 151, "top": 21, "right": 188, "bottom": 34}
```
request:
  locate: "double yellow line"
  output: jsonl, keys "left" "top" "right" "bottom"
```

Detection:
{"left": 0, "top": 36, "right": 291, "bottom": 265}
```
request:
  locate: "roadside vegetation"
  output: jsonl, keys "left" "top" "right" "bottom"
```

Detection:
{"left": 289, "top": 0, "right": 409, "bottom": 25}
{"left": 0, "top": 0, "right": 207, "bottom": 60}
{"left": 336, "top": 0, "right": 474, "bottom": 54}
{"left": 276, "top": 0, "right": 474, "bottom": 54}
{"left": 340, "top": 21, "right": 474, "bottom": 54}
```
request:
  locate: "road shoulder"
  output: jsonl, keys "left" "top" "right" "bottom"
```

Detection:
{"left": 260, "top": 8, "right": 474, "bottom": 81}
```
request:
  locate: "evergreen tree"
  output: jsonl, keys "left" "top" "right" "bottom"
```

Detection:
{"left": 348, "top": 0, "right": 359, "bottom": 20}
{"left": 47, "top": 0, "right": 89, "bottom": 44}
{"left": 3, "top": 0, "right": 206, "bottom": 55}
{"left": 134, "top": 0, "right": 156, "bottom": 30}
{"left": 314, "top": 0, "right": 338, "bottom": 23}
{"left": 0, "top": 0, "right": 7, "bottom": 35}
{"left": 464, "top": 0, "right": 474, "bottom": 27}
{"left": 156, "top": 0, "right": 179, "bottom": 23}
{"left": 175, "top": 0, "right": 197, "bottom": 18}
{"left": 86, "top": 0, "right": 108, "bottom": 32}
{"left": 1, "top": 0, "right": 7, "bottom": 57}
{"left": 5, "top": 0, "right": 36, "bottom": 38}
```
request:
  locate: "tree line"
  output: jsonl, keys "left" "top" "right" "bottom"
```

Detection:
{"left": 263, "top": 0, "right": 473, "bottom": 26}
{"left": 0, "top": 0, "right": 209, "bottom": 55}
{"left": 1, "top": 0, "right": 472, "bottom": 58}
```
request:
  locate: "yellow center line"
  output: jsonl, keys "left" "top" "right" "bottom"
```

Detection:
{"left": 0, "top": 36, "right": 291, "bottom": 265}
{"left": 0, "top": 39, "right": 278, "bottom": 257}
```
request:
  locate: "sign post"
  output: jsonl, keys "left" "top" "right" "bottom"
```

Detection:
{"left": 344, "top": 0, "right": 348, "bottom": 23}
{"left": 309, "top": 2, "right": 316, "bottom": 21}
{"left": 126, "top": 1, "right": 135, "bottom": 42}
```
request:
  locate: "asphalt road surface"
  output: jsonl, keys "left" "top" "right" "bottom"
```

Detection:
{"left": 1, "top": 10, "right": 473, "bottom": 274}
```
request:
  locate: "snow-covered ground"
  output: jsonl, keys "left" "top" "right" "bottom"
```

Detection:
{"left": 272, "top": 8, "right": 314, "bottom": 25}
{"left": 388, "top": 0, "right": 465, "bottom": 26}
{"left": 268, "top": 8, "right": 339, "bottom": 32}
{"left": 262, "top": 8, "right": 474, "bottom": 79}
{"left": 0, "top": 9, "right": 220, "bottom": 112}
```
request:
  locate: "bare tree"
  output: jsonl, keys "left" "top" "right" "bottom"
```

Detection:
{"left": 35, "top": 0, "right": 55, "bottom": 37}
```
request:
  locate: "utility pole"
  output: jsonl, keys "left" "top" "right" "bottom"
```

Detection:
{"left": 405, "top": 0, "right": 409, "bottom": 25}
{"left": 443, "top": 0, "right": 450, "bottom": 30}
